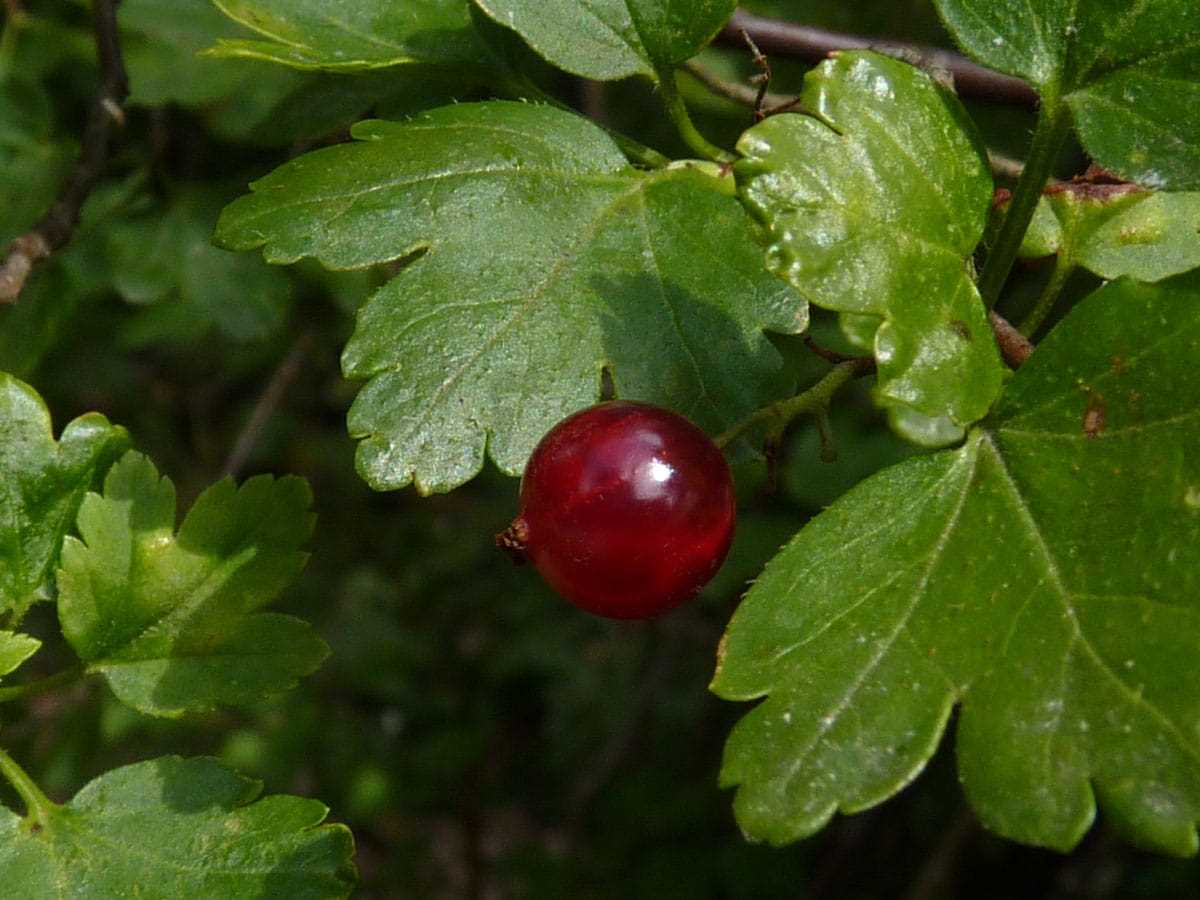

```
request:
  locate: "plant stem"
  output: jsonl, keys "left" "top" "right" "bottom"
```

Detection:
{"left": 715, "top": 358, "right": 872, "bottom": 449}
{"left": 1019, "top": 253, "right": 1074, "bottom": 337}
{"left": 657, "top": 68, "right": 736, "bottom": 164}
{"left": 0, "top": 748, "right": 57, "bottom": 825}
{"left": 976, "top": 98, "right": 1071, "bottom": 308}
{"left": 718, "top": 10, "right": 1038, "bottom": 107}
{"left": 0, "top": 664, "right": 85, "bottom": 704}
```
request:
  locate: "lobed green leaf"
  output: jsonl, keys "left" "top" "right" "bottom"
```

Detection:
{"left": 1018, "top": 188, "right": 1200, "bottom": 283}
{"left": 0, "top": 756, "right": 355, "bottom": 898}
{"left": 934, "top": 0, "right": 1200, "bottom": 189}
{"left": 208, "top": 0, "right": 487, "bottom": 71}
{"left": 217, "top": 101, "right": 806, "bottom": 493}
{"left": 714, "top": 272, "right": 1200, "bottom": 854}
{"left": 473, "top": 0, "right": 736, "bottom": 80}
{"left": 0, "top": 374, "right": 130, "bottom": 622}
{"left": 57, "top": 452, "right": 327, "bottom": 717}
{"left": 735, "top": 52, "right": 1003, "bottom": 445}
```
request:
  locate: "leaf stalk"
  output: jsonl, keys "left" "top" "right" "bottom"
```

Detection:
{"left": 977, "top": 97, "right": 1071, "bottom": 307}
{"left": 715, "top": 357, "right": 872, "bottom": 449}
{"left": 0, "top": 748, "right": 57, "bottom": 825}
{"left": 1019, "top": 253, "right": 1074, "bottom": 337}
{"left": 657, "top": 68, "right": 736, "bottom": 164}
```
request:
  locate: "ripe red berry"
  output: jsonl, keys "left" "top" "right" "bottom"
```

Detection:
{"left": 498, "top": 401, "right": 736, "bottom": 619}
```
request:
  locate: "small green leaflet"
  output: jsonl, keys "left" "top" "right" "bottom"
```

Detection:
{"left": 735, "top": 52, "right": 1003, "bottom": 446}
{"left": 208, "top": 0, "right": 486, "bottom": 71}
{"left": 0, "top": 756, "right": 355, "bottom": 898}
{"left": 0, "top": 373, "right": 129, "bottom": 622}
{"left": 1018, "top": 187, "right": 1200, "bottom": 283}
{"left": 473, "top": 0, "right": 736, "bottom": 80}
{"left": 0, "top": 631, "right": 40, "bottom": 680}
{"left": 56, "top": 452, "right": 327, "bottom": 717}
{"left": 713, "top": 272, "right": 1200, "bottom": 854}
{"left": 933, "top": 0, "right": 1200, "bottom": 189}
{"left": 217, "top": 101, "right": 806, "bottom": 494}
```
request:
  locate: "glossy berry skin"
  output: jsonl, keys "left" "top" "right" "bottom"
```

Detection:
{"left": 507, "top": 401, "right": 735, "bottom": 619}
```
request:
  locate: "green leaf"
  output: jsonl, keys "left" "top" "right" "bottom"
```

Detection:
{"left": 216, "top": 101, "right": 806, "bottom": 493}
{"left": 735, "top": 52, "right": 1003, "bottom": 445}
{"left": 208, "top": 0, "right": 487, "bottom": 71}
{"left": 57, "top": 452, "right": 327, "bottom": 717}
{"left": 0, "top": 374, "right": 130, "bottom": 621}
{"left": 121, "top": 0, "right": 300, "bottom": 107}
{"left": 473, "top": 0, "right": 736, "bottom": 80}
{"left": 713, "top": 272, "right": 1200, "bottom": 854}
{"left": 933, "top": 0, "right": 1200, "bottom": 189}
{"left": 1018, "top": 188, "right": 1200, "bottom": 283}
{"left": 0, "top": 632, "right": 40, "bottom": 680}
{"left": 0, "top": 77, "right": 73, "bottom": 246}
{"left": 0, "top": 756, "right": 355, "bottom": 898}
{"left": 107, "top": 190, "right": 292, "bottom": 342}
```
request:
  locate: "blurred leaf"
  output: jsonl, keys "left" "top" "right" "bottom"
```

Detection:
{"left": 217, "top": 101, "right": 806, "bottom": 493}
{"left": 1017, "top": 188, "right": 1200, "bottom": 282}
{"left": 208, "top": 0, "right": 486, "bottom": 70}
{"left": 736, "top": 52, "right": 1003, "bottom": 445}
{"left": 0, "top": 374, "right": 130, "bottom": 622}
{"left": 120, "top": 0, "right": 298, "bottom": 106}
{"left": 57, "top": 452, "right": 327, "bottom": 717}
{"left": 933, "top": 0, "right": 1200, "bottom": 188}
{"left": 0, "top": 78, "right": 73, "bottom": 245}
{"left": 0, "top": 756, "right": 355, "bottom": 898}
{"left": 0, "top": 631, "right": 41, "bottom": 679}
{"left": 108, "top": 190, "right": 292, "bottom": 342}
{"left": 714, "top": 272, "right": 1200, "bottom": 854}
{"left": 473, "top": 0, "right": 736, "bottom": 80}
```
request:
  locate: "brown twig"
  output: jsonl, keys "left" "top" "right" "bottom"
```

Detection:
{"left": 0, "top": 0, "right": 128, "bottom": 303}
{"left": 683, "top": 60, "right": 793, "bottom": 111}
{"left": 989, "top": 310, "right": 1034, "bottom": 368}
{"left": 222, "top": 332, "right": 314, "bottom": 478}
{"left": 718, "top": 9, "right": 1038, "bottom": 107}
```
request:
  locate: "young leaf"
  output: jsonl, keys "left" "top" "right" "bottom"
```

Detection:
{"left": 933, "top": 0, "right": 1200, "bottom": 189}
{"left": 473, "top": 0, "right": 736, "bottom": 80}
{"left": 1017, "top": 188, "right": 1200, "bottom": 283}
{"left": 713, "top": 272, "right": 1200, "bottom": 854}
{"left": 0, "top": 756, "right": 355, "bottom": 898}
{"left": 56, "top": 452, "right": 327, "bottom": 717}
{"left": 216, "top": 101, "right": 806, "bottom": 494}
{"left": 0, "top": 374, "right": 130, "bottom": 621}
{"left": 0, "top": 632, "right": 40, "bottom": 680}
{"left": 208, "top": 0, "right": 487, "bottom": 70}
{"left": 735, "top": 52, "right": 1003, "bottom": 445}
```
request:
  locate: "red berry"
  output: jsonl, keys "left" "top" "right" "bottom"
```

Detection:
{"left": 499, "top": 401, "right": 736, "bottom": 619}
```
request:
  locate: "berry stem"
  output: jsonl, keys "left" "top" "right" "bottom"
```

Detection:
{"left": 715, "top": 357, "right": 872, "bottom": 449}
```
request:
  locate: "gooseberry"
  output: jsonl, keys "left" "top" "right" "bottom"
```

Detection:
{"left": 498, "top": 401, "right": 736, "bottom": 619}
